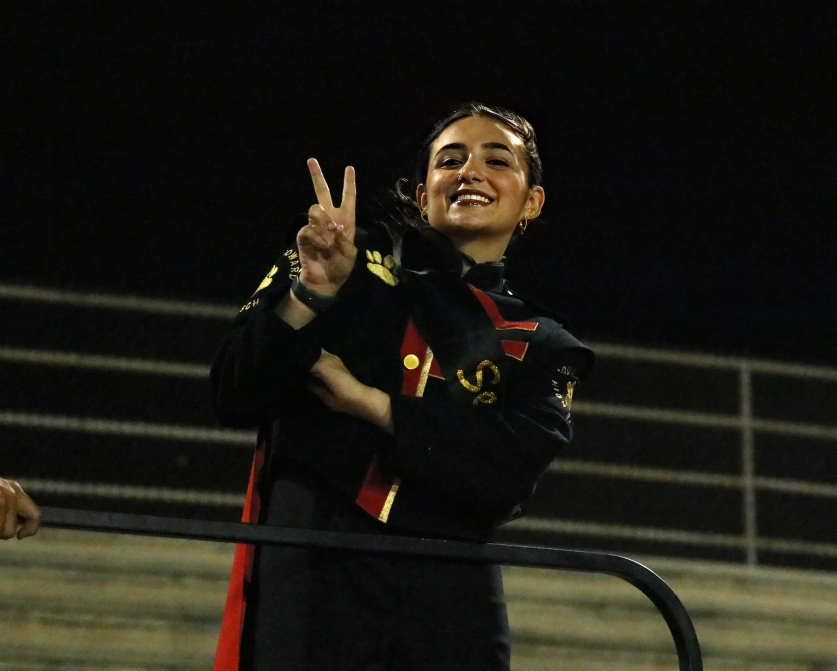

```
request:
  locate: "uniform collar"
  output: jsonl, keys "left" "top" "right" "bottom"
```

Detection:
{"left": 398, "top": 224, "right": 506, "bottom": 293}
{"left": 462, "top": 255, "right": 507, "bottom": 293}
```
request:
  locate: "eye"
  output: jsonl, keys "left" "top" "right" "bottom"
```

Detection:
{"left": 440, "top": 157, "right": 463, "bottom": 168}
{"left": 488, "top": 158, "right": 510, "bottom": 167}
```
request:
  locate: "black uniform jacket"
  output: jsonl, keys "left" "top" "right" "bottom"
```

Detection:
{"left": 211, "top": 222, "right": 594, "bottom": 540}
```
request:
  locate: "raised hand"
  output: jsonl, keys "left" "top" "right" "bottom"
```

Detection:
{"left": 297, "top": 159, "right": 358, "bottom": 295}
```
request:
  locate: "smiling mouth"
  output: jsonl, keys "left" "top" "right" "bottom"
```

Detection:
{"left": 451, "top": 193, "right": 494, "bottom": 206}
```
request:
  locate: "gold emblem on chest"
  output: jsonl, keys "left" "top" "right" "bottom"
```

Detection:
{"left": 366, "top": 250, "right": 399, "bottom": 286}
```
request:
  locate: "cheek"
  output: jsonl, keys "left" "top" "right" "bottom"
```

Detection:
{"left": 492, "top": 177, "right": 526, "bottom": 207}
{"left": 428, "top": 175, "right": 454, "bottom": 201}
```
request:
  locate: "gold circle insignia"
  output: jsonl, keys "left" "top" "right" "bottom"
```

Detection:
{"left": 403, "top": 354, "right": 420, "bottom": 370}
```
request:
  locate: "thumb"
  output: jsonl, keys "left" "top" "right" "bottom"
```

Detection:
{"left": 13, "top": 483, "right": 41, "bottom": 539}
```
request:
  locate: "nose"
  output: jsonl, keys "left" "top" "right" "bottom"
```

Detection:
{"left": 457, "top": 155, "right": 484, "bottom": 182}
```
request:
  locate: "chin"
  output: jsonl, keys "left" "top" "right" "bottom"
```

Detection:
{"left": 445, "top": 211, "right": 495, "bottom": 230}
{"left": 434, "top": 221, "right": 488, "bottom": 240}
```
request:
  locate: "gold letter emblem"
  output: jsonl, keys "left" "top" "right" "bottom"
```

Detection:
{"left": 457, "top": 360, "right": 501, "bottom": 405}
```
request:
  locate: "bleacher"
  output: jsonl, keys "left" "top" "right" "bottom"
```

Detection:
{"left": 2, "top": 529, "right": 837, "bottom": 670}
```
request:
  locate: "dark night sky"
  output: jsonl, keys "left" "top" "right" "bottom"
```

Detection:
{"left": 3, "top": 2, "right": 835, "bottom": 365}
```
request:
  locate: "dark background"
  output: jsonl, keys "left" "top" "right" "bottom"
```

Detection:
{"left": 4, "top": 1, "right": 835, "bottom": 365}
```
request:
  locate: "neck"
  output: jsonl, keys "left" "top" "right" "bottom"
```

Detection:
{"left": 449, "top": 234, "right": 511, "bottom": 264}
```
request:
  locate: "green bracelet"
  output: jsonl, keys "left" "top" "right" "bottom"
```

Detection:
{"left": 290, "top": 279, "right": 339, "bottom": 313}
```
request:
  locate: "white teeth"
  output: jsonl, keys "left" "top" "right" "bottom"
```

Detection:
{"left": 454, "top": 194, "right": 491, "bottom": 204}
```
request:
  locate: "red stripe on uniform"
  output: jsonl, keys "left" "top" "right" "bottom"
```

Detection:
{"left": 469, "top": 287, "right": 538, "bottom": 331}
{"left": 355, "top": 455, "right": 394, "bottom": 519}
{"left": 501, "top": 339, "right": 529, "bottom": 361}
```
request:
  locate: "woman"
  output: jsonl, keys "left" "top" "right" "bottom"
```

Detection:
{"left": 211, "top": 102, "right": 594, "bottom": 671}
{"left": 0, "top": 478, "right": 41, "bottom": 540}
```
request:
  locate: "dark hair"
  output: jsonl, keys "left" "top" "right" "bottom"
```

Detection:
{"left": 394, "top": 101, "right": 543, "bottom": 214}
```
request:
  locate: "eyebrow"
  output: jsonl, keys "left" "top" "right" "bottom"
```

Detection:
{"left": 434, "top": 141, "right": 514, "bottom": 158}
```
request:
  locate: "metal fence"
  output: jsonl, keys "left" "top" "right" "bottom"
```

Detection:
{"left": 2, "top": 282, "right": 836, "bottom": 568}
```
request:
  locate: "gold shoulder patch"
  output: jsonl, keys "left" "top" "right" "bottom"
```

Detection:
{"left": 553, "top": 379, "right": 576, "bottom": 409}
{"left": 366, "top": 249, "right": 399, "bottom": 286}
{"left": 256, "top": 265, "right": 278, "bottom": 292}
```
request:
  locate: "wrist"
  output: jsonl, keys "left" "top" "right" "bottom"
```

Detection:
{"left": 275, "top": 290, "right": 317, "bottom": 330}
{"left": 291, "top": 279, "right": 339, "bottom": 313}
{"left": 297, "top": 272, "right": 341, "bottom": 297}
{"left": 358, "top": 387, "right": 393, "bottom": 435}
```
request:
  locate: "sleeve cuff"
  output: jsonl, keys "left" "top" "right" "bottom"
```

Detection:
{"left": 251, "top": 299, "right": 326, "bottom": 381}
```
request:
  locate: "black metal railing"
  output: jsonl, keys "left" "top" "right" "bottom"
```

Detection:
{"left": 41, "top": 507, "right": 703, "bottom": 670}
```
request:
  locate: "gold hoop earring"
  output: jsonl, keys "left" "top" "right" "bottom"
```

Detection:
{"left": 421, "top": 207, "right": 429, "bottom": 223}
{"left": 518, "top": 216, "right": 529, "bottom": 233}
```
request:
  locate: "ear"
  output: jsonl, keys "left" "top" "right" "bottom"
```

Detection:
{"left": 416, "top": 184, "right": 428, "bottom": 210}
{"left": 524, "top": 186, "right": 545, "bottom": 219}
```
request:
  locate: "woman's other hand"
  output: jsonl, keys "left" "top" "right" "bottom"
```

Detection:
{"left": 0, "top": 479, "right": 41, "bottom": 540}
{"left": 308, "top": 350, "right": 393, "bottom": 434}
{"left": 298, "top": 160, "right": 358, "bottom": 295}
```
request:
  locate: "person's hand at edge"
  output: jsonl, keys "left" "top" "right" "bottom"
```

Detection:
{"left": 0, "top": 479, "right": 41, "bottom": 540}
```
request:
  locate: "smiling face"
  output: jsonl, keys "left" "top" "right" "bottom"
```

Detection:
{"left": 416, "top": 114, "right": 545, "bottom": 262}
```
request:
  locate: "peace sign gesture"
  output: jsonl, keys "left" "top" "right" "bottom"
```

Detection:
{"left": 296, "top": 159, "right": 358, "bottom": 295}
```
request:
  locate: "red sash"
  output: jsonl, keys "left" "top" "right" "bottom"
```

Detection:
{"left": 212, "top": 427, "right": 268, "bottom": 671}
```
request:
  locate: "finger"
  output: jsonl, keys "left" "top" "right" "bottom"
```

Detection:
{"left": 306, "top": 379, "right": 326, "bottom": 396}
{"left": 340, "top": 166, "right": 356, "bottom": 242}
{"left": 308, "top": 203, "right": 333, "bottom": 225}
{"left": 306, "top": 379, "right": 335, "bottom": 407}
{"left": 309, "top": 350, "right": 340, "bottom": 376}
{"left": 1, "top": 480, "right": 13, "bottom": 540}
{"left": 298, "top": 224, "right": 331, "bottom": 251}
{"left": 340, "top": 166, "right": 356, "bottom": 212}
{"left": 1, "top": 487, "right": 17, "bottom": 540}
{"left": 334, "top": 228, "right": 359, "bottom": 258}
{"left": 306, "top": 205, "right": 336, "bottom": 245}
{"left": 309, "top": 361, "right": 338, "bottom": 383}
{"left": 314, "top": 350, "right": 342, "bottom": 369}
{"left": 12, "top": 482, "right": 41, "bottom": 539}
{"left": 307, "top": 158, "right": 334, "bottom": 211}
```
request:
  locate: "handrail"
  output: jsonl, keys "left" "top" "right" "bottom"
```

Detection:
{"left": 40, "top": 506, "right": 703, "bottom": 671}
{"left": 587, "top": 341, "right": 837, "bottom": 381}
{"left": 5, "top": 403, "right": 837, "bottom": 444}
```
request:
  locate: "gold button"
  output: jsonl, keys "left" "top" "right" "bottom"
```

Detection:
{"left": 403, "top": 354, "right": 420, "bottom": 370}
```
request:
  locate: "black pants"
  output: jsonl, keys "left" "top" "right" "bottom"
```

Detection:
{"left": 239, "top": 467, "right": 511, "bottom": 671}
